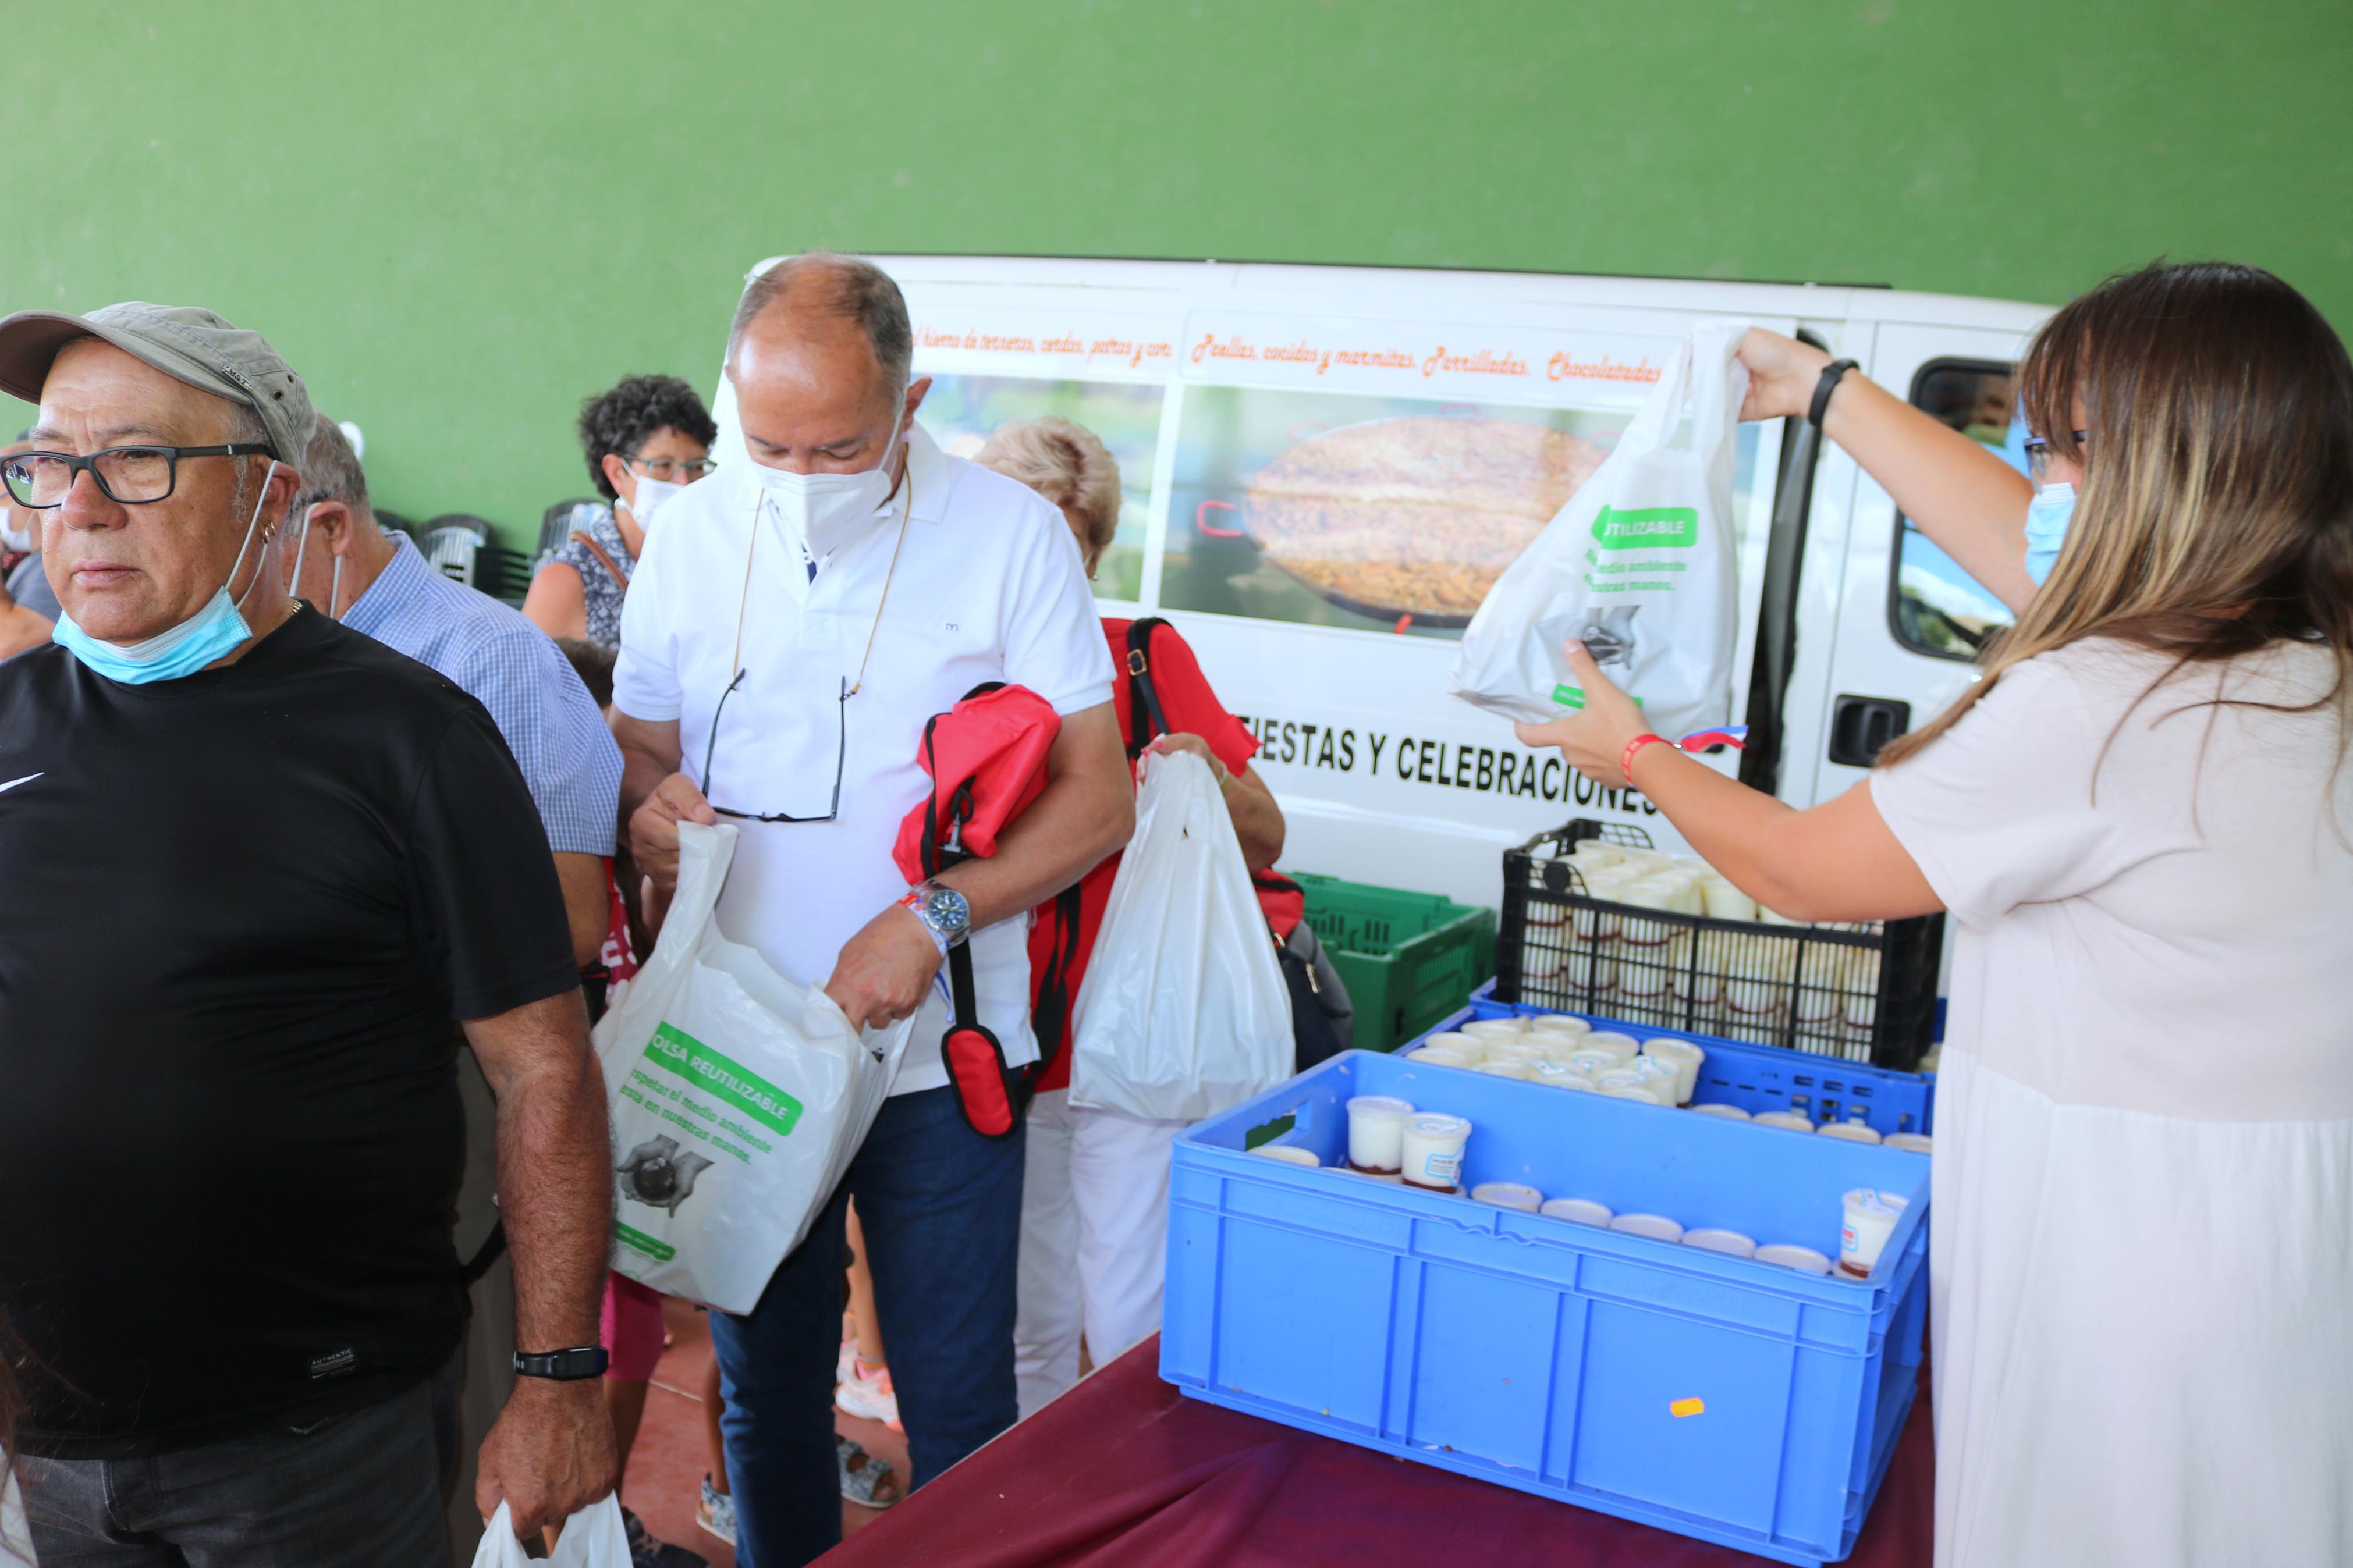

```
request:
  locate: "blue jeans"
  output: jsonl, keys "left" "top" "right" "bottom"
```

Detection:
{"left": 19, "top": 1361, "right": 450, "bottom": 1567}
{"left": 709, "top": 1085, "right": 1025, "bottom": 1568}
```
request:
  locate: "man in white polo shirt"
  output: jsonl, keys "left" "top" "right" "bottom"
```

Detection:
{"left": 611, "top": 253, "right": 1132, "bottom": 1568}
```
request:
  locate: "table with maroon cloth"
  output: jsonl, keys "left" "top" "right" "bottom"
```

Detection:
{"left": 818, "top": 1335, "right": 1933, "bottom": 1567}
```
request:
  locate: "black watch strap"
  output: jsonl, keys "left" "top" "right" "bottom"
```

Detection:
{"left": 513, "top": 1346, "right": 608, "bottom": 1381}
{"left": 1808, "top": 358, "right": 1859, "bottom": 428}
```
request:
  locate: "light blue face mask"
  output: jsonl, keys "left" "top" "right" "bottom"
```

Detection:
{"left": 51, "top": 459, "right": 279, "bottom": 683}
{"left": 2022, "top": 481, "right": 2075, "bottom": 587}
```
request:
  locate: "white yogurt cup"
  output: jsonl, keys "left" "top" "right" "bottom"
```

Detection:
{"left": 1581, "top": 1031, "right": 1642, "bottom": 1061}
{"left": 1249, "top": 1144, "right": 1321, "bottom": 1168}
{"left": 1639, "top": 1039, "right": 1706, "bottom": 1104}
{"left": 1344, "top": 1094, "right": 1415, "bottom": 1174}
{"left": 1406, "top": 1046, "right": 1474, "bottom": 1068}
{"left": 1682, "top": 1228, "right": 1757, "bottom": 1258}
{"left": 1754, "top": 1111, "right": 1817, "bottom": 1133}
{"left": 1461, "top": 1019, "right": 1528, "bottom": 1043}
{"left": 1540, "top": 1196, "right": 1614, "bottom": 1227}
{"left": 1475, "top": 1060, "right": 1536, "bottom": 1081}
{"left": 1756, "top": 1243, "right": 1833, "bottom": 1275}
{"left": 1593, "top": 1068, "right": 1647, "bottom": 1094}
{"left": 1840, "top": 1189, "right": 1909, "bottom": 1277}
{"left": 1566, "top": 1047, "right": 1622, "bottom": 1076}
{"left": 1609, "top": 1212, "right": 1685, "bottom": 1243}
{"left": 1602, "top": 1085, "right": 1667, "bottom": 1105}
{"left": 1884, "top": 1132, "right": 1934, "bottom": 1156}
{"left": 1529, "top": 1059, "right": 1594, "bottom": 1089}
{"left": 1485, "top": 1040, "right": 1552, "bottom": 1066}
{"left": 1526, "top": 1015, "right": 1592, "bottom": 1041}
{"left": 1632, "top": 1056, "right": 1683, "bottom": 1105}
{"left": 1818, "top": 1121, "right": 1883, "bottom": 1145}
{"left": 1471, "top": 1181, "right": 1543, "bottom": 1213}
{"left": 1420, "top": 1031, "right": 1483, "bottom": 1057}
{"left": 1690, "top": 1102, "right": 1753, "bottom": 1121}
{"left": 1399, "top": 1114, "right": 1472, "bottom": 1193}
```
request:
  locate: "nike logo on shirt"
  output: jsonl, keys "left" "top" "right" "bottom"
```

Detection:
{"left": 0, "top": 773, "right": 41, "bottom": 794}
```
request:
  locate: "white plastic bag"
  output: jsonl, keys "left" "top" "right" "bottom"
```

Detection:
{"left": 590, "top": 822, "right": 911, "bottom": 1313}
{"left": 472, "top": 1498, "right": 628, "bottom": 1567}
{"left": 1068, "top": 751, "right": 1293, "bottom": 1121}
{"left": 1449, "top": 320, "right": 1750, "bottom": 734}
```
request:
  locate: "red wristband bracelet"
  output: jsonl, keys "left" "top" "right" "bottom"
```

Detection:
{"left": 1621, "top": 732, "right": 1670, "bottom": 780}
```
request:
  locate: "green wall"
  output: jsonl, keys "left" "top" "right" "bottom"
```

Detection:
{"left": 5, "top": 1, "right": 2346, "bottom": 545}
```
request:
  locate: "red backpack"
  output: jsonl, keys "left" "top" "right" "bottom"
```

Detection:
{"left": 893, "top": 682, "right": 1080, "bottom": 1139}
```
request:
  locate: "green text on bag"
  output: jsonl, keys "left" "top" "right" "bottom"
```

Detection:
{"left": 613, "top": 1221, "right": 676, "bottom": 1262}
{"left": 1591, "top": 505, "right": 1699, "bottom": 550}
{"left": 1552, "top": 686, "right": 1644, "bottom": 710}
{"left": 644, "top": 1022, "right": 804, "bottom": 1137}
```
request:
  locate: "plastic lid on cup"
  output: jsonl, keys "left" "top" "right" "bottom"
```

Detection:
{"left": 1248, "top": 1144, "right": 1321, "bottom": 1167}
{"left": 1582, "top": 1031, "right": 1642, "bottom": 1058}
{"left": 1471, "top": 1181, "right": 1543, "bottom": 1212}
{"left": 1690, "top": 1102, "right": 1752, "bottom": 1120}
{"left": 1461, "top": 1018, "right": 1528, "bottom": 1040}
{"left": 1756, "top": 1243, "right": 1833, "bottom": 1274}
{"left": 1819, "top": 1121, "right": 1883, "bottom": 1144}
{"left": 1682, "top": 1227, "right": 1757, "bottom": 1257}
{"left": 1540, "top": 1196, "right": 1613, "bottom": 1226}
{"left": 1609, "top": 1211, "right": 1685, "bottom": 1242}
{"left": 1406, "top": 1046, "right": 1473, "bottom": 1067}
{"left": 1885, "top": 1132, "right": 1934, "bottom": 1155}
{"left": 1754, "top": 1111, "right": 1816, "bottom": 1133}
{"left": 1408, "top": 1113, "right": 1471, "bottom": 1139}
{"left": 1346, "top": 1095, "right": 1415, "bottom": 1118}
{"left": 1421, "top": 1031, "right": 1481, "bottom": 1053}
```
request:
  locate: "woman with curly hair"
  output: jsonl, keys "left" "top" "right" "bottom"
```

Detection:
{"left": 525, "top": 373, "right": 719, "bottom": 649}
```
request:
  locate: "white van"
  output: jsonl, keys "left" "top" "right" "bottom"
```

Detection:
{"left": 710, "top": 255, "right": 2043, "bottom": 915}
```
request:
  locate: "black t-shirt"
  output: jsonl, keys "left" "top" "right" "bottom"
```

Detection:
{"left": 0, "top": 607, "right": 580, "bottom": 1456}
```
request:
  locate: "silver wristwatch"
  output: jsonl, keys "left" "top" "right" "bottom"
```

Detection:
{"left": 897, "top": 879, "right": 971, "bottom": 954}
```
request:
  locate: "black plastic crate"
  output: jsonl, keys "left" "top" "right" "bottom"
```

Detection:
{"left": 1495, "top": 819, "right": 1942, "bottom": 1071}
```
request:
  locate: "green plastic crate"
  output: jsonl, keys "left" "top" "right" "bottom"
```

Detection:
{"left": 1291, "top": 872, "right": 1497, "bottom": 1051}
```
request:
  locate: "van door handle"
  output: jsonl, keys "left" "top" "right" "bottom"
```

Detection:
{"left": 1827, "top": 695, "right": 1912, "bottom": 767}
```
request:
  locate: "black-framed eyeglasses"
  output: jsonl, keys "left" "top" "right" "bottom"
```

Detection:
{"left": 1, "top": 443, "right": 275, "bottom": 509}
{"left": 2021, "top": 429, "right": 2088, "bottom": 484}
{"left": 620, "top": 453, "right": 719, "bottom": 483}
{"left": 700, "top": 672, "right": 852, "bottom": 823}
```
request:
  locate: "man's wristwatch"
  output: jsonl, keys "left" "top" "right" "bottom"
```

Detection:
{"left": 513, "top": 1346, "right": 608, "bottom": 1381}
{"left": 898, "top": 879, "right": 971, "bottom": 954}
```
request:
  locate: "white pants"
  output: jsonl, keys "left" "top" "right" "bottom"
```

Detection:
{"left": 1013, "top": 1089, "right": 1187, "bottom": 1420}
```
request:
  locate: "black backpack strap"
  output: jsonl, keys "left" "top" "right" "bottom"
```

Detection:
{"left": 1123, "top": 617, "right": 1173, "bottom": 759}
{"left": 1025, "top": 880, "right": 1087, "bottom": 1082}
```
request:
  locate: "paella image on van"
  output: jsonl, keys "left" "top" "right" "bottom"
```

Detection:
{"left": 1163, "top": 388, "right": 1623, "bottom": 638}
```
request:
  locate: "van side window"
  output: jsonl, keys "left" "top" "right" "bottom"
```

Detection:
{"left": 1890, "top": 361, "right": 2025, "bottom": 660}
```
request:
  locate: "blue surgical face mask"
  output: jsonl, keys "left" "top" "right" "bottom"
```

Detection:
{"left": 2022, "top": 481, "right": 2075, "bottom": 587}
{"left": 52, "top": 459, "right": 281, "bottom": 683}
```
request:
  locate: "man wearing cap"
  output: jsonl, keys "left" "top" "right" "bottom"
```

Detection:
{"left": 0, "top": 304, "right": 617, "bottom": 1563}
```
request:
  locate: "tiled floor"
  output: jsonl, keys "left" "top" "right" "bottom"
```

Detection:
{"left": 619, "top": 1297, "right": 912, "bottom": 1566}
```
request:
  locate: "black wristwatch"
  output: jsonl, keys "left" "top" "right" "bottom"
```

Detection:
{"left": 513, "top": 1346, "right": 609, "bottom": 1381}
{"left": 1808, "top": 358, "right": 1859, "bottom": 428}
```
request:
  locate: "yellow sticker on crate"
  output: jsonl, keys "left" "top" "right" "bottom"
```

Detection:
{"left": 1669, "top": 1396, "right": 1706, "bottom": 1418}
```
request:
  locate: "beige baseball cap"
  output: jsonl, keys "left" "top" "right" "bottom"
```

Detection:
{"left": 0, "top": 301, "right": 314, "bottom": 465}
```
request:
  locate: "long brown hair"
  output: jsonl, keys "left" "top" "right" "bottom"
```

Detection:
{"left": 1879, "top": 261, "right": 2353, "bottom": 766}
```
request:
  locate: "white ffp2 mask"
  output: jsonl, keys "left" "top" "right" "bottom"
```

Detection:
{"left": 748, "top": 419, "right": 903, "bottom": 560}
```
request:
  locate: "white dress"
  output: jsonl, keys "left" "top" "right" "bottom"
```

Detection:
{"left": 1870, "top": 638, "right": 2353, "bottom": 1568}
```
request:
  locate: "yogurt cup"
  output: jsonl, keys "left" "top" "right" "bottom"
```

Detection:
{"left": 1840, "top": 1189, "right": 1909, "bottom": 1277}
{"left": 1485, "top": 1040, "right": 1553, "bottom": 1066}
{"left": 1406, "top": 1046, "right": 1474, "bottom": 1068}
{"left": 1526, "top": 1015, "right": 1592, "bottom": 1041}
{"left": 1529, "top": 1059, "right": 1595, "bottom": 1089}
{"left": 1682, "top": 1227, "right": 1757, "bottom": 1258}
{"left": 1631, "top": 1056, "right": 1683, "bottom": 1104}
{"left": 1639, "top": 1039, "right": 1706, "bottom": 1104}
{"left": 1593, "top": 1067, "right": 1648, "bottom": 1094}
{"left": 1248, "top": 1144, "right": 1321, "bottom": 1168}
{"left": 1540, "top": 1196, "right": 1614, "bottom": 1227}
{"left": 1884, "top": 1132, "right": 1935, "bottom": 1156}
{"left": 1344, "top": 1094, "right": 1415, "bottom": 1174}
{"left": 1475, "top": 1060, "right": 1536, "bottom": 1081}
{"left": 1399, "top": 1114, "right": 1472, "bottom": 1193}
{"left": 1471, "top": 1181, "right": 1543, "bottom": 1213}
{"left": 1420, "top": 1031, "right": 1483, "bottom": 1057}
{"left": 1690, "top": 1102, "right": 1752, "bottom": 1121}
{"left": 1602, "top": 1085, "right": 1667, "bottom": 1105}
{"left": 1756, "top": 1243, "right": 1833, "bottom": 1274}
{"left": 1566, "top": 1047, "right": 1623, "bottom": 1076}
{"left": 1754, "top": 1111, "right": 1816, "bottom": 1133}
{"left": 1608, "top": 1212, "right": 1685, "bottom": 1243}
{"left": 1581, "top": 1031, "right": 1642, "bottom": 1061}
{"left": 1461, "top": 1019, "right": 1528, "bottom": 1043}
{"left": 1818, "top": 1121, "right": 1883, "bottom": 1145}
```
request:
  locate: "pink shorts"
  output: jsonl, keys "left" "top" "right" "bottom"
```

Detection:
{"left": 599, "top": 1271, "right": 665, "bottom": 1382}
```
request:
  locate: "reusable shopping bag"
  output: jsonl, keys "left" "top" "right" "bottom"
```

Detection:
{"left": 1067, "top": 750, "right": 1293, "bottom": 1121}
{"left": 1450, "top": 320, "right": 1750, "bottom": 736}
{"left": 471, "top": 1498, "right": 627, "bottom": 1567}
{"left": 591, "top": 822, "right": 911, "bottom": 1313}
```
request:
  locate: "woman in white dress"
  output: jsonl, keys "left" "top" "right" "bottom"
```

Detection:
{"left": 1519, "top": 260, "right": 2352, "bottom": 1567}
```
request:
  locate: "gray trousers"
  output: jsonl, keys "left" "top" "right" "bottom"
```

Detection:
{"left": 439, "top": 1041, "right": 518, "bottom": 1565}
{"left": 19, "top": 1363, "right": 454, "bottom": 1568}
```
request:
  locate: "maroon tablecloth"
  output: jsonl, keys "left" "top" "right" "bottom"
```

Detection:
{"left": 818, "top": 1335, "right": 1933, "bottom": 1567}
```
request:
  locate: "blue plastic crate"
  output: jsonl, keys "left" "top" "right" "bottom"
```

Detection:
{"left": 1163, "top": 1050, "right": 1929, "bottom": 1566}
{"left": 1432, "top": 981, "right": 1936, "bottom": 1137}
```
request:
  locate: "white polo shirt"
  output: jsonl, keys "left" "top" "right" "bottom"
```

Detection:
{"left": 613, "top": 425, "right": 1115, "bottom": 1097}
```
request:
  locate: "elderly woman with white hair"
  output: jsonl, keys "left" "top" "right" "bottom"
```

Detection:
{"left": 976, "top": 417, "right": 1289, "bottom": 1417}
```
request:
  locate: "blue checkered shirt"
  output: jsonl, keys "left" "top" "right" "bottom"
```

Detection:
{"left": 343, "top": 533, "right": 622, "bottom": 856}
